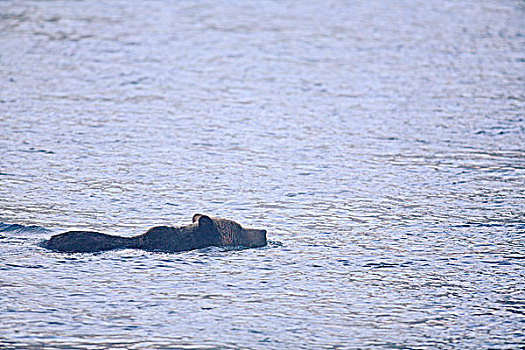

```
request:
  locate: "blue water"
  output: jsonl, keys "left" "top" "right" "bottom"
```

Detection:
{"left": 1, "top": 0, "right": 524, "bottom": 348}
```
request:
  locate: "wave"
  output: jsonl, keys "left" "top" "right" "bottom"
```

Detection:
{"left": 0, "top": 222, "right": 50, "bottom": 234}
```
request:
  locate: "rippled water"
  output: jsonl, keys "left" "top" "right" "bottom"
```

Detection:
{"left": 1, "top": 0, "right": 524, "bottom": 348}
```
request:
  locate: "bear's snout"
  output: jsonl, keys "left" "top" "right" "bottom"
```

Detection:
{"left": 245, "top": 228, "right": 267, "bottom": 248}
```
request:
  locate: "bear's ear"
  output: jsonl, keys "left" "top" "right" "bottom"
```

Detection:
{"left": 194, "top": 214, "right": 213, "bottom": 228}
{"left": 192, "top": 213, "right": 203, "bottom": 223}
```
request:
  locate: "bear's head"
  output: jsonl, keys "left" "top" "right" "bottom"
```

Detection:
{"left": 192, "top": 214, "right": 267, "bottom": 248}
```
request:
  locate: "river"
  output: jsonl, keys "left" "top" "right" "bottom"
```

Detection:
{"left": 0, "top": 0, "right": 524, "bottom": 348}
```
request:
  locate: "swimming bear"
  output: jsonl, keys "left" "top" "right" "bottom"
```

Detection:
{"left": 41, "top": 214, "right": 267, "bottom": 253}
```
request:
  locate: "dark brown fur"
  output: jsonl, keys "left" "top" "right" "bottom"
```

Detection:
{"left": 41, "top": 214, "right": 267, "bottom": 253}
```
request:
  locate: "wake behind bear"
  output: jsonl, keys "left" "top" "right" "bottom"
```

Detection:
{"left": 41, "top": 214, "right": 267, "bottom": 253}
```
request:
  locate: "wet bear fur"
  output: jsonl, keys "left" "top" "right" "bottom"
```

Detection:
{"left": 41, "top": 214, "right": 267, "bottom": 253}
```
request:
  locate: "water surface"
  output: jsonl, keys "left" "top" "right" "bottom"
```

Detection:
{"left": 0, "top": 0, "right": 524, "bottom": 348}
